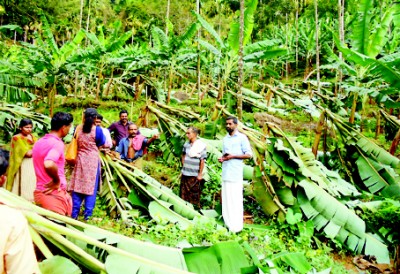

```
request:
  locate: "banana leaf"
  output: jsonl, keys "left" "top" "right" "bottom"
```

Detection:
{"left": 106, "top": 158, "right": 201, "bottom": 222}
{"left": 148, "top": 200, "right": 192, "bottom": 229}
{"left": 326, "top": 110, "right": 400, "bottom": 198}
{"left": 297, "top": 180, "right": 390, "bottom": 263}
{"left": 183, "top": 241, "right": 249, "bottom": 274}
{"left": 252, "top": 166, "right": 282, "bottom": 216}
{"left": 39, "top": 256, "right": 81, "bottom": 274}
{"left": 271, "top": 252, "right": 312, "bottom": 274}
{"left": 228, "top": 0, "right": 258, "bottom": 53}
{"left": 267, "top": 128, "right": 359, "bottom": 198}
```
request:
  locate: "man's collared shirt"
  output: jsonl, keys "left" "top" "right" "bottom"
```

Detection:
{"left": 116, "top": 137, "right": 148, "bottom": 161}
{"left": 108, "top": 121, "right": 132, "bottom": 147}
{"left": 32, "top": 133, "right": 67, "bottom": 191}
{"left": 222, "top": 130, "right": 252, "bottom": 182}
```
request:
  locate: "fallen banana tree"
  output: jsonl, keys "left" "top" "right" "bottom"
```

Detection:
{"left": 1, "top": 188, "right": 322, "bottom": 274}
{"left": 100, "top": 155, "right": 201, "bottom": 228}
{"left": 323, "top": 108, "right": 400, "bottom": 199}
{"left": 0, "top": 188, "right": 192, "bottom": 274}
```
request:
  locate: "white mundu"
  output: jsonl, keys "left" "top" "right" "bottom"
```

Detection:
{"left": 221, "top": 180, "right": 244, "bottom": 233}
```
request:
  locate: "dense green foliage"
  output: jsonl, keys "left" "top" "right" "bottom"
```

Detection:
{"left": 0, "top": 0, "right": 399, "bottom": 272}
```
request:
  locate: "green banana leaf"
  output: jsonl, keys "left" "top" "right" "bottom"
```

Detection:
{"left": 252, "top": 166, "right": 281, "bottom": 216}
{"left": 192, "top": 12, "right": 225, "bottom": 49}
{"left": 267, "top": 132, "right": 359, "bottom": 198}
{"left": 271, "top": 252, "right": 312, "bottom": 274}
{"left": 228, "top": 0, "right": 258, "bottom": 53}
{"left": 39, "top": 256, "right": 81, "bottom": 274}
{"left": 148, "top": 200, "right": 193, "bottom": 229}
{"left": 326, "top": 110, "right": 400, "bottom": 198}
{"left": 183, "top": 241, "right": 249, "bottom": 274}
{"left": 298, "top": 180, "right": 390, "bottom": 263}
{"left": 351, "top": 0, "right": 373, "bottom": 56}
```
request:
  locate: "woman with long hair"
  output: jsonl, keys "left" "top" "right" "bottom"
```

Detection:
{"left": 6, "top": 118, "right": 37, "bottom": 201}
{"left": 68, "top": 108, "right": 105, "bottom": 220}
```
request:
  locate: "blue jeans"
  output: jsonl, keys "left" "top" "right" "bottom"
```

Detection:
{"left": 71, "top": 165, "right": 100, "bottom": 220}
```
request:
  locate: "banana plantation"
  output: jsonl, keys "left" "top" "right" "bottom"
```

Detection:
{"left": 0, "top": 0, "right": 399, "bottom": 273}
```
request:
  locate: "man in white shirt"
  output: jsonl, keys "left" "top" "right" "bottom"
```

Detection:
{"left": 0, "top": 148, "right": 40, "bottom": 274}
{"left": 95, "top": 114, "right": 113, "bottom": 149}
{"left": 218, "top": 116, "right": 252, "bottom": 233}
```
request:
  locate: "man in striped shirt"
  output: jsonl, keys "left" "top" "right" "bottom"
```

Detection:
{"left": 180, "top": 127, "right": 207, "bottom": 208}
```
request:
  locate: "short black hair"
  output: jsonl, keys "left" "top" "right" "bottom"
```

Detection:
{"left": 0, "top": 149, "right": 9, "bottom": 176}
{"left": 119, "top": 110, "right": 128, "bottom": 116}
{"left": 51, "top": 112, "right": 74, "bottom": 131}
{"left": 97, "top": 114, "right": 103, "bottom": 120}
{"left": 226, "top": 116, "right": 238, "bottom": 124}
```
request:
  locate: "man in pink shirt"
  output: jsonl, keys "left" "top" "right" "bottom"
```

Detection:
{"left": 32, "top": 112, "right": 74, "bottom": 216}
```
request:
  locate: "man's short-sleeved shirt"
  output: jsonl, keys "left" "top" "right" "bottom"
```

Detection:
{"left": 116, "top": 137, "right": 148, "bottom": 161}
{"left": 32, "top": 133, "right": 67, "bottom": 191}
{"left": 102, "top": 128, "right": 113, "bottom": 148}
{"left": 108, "top": 121, "right": 132, "bottom": 146}
{"left": 0, "top": 205, "right": 40, "bottom": 274}
{"left": 222, "top": 130, "right": 252, "bottom": 182}
{"left": 181, "top": 142, "right": 207, "bottom": 177}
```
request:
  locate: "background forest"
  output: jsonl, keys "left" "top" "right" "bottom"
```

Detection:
{"left": 0, "top": 0, "right": 400, "bottom": 273}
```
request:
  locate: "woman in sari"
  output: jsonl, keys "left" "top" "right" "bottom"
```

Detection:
{"left": 6, "top": 118, "right": 37, "bottom": 201}
{"left": 69, "top": 108, "right": 105, "bottom": 220}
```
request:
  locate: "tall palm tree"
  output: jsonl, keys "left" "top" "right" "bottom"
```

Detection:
{"left": 237, "top": 0, "right": 245, "bottom": 120}
{"left": 336, "top": 0, "right": 345, "bottom": 96}
{"left": 314, "top": 0, "right": 320, "bottom": 95}
{"left": 166, "top": 0, "right": 171, "bottom": 36}
{"left": 196, "top": 0, "right": 201, "bottom": 107}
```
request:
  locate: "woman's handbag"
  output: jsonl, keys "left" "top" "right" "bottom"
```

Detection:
{"left": 65, "top": 126, "right": 80, "bottom": 165}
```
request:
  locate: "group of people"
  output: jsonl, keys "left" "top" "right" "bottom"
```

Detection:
{"left": 2, "top": 110, "right": 252, "bottom": 236}
{"left": 2, "top": 108, "right": 158, "bottom": 222}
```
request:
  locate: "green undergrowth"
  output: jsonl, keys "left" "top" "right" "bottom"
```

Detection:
{"left": 87, "top": 205, "right": 356, "bottom": 273}
{"left": 50, "top": 96, "right": 148, "bottom": 127}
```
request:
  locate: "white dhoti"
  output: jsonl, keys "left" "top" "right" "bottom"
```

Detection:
{"left": 222, "top": 180, "right": 243, "bottom": 233}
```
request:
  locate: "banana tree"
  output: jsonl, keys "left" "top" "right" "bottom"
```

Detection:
{"left": 147, "top": 22, "right": 200, "bottom": 104}
{"left": 333, "top": 0, "right": 400, "bottom": 123}
{"left": 323, "top": 109, "right": 400, "bottom": 199}
{"left": 100, "top": 155, "right": 201, "bottom": 229}
{"left": 73, "top": 21, "right": 133, "bottom": 100}
{"left": 3, "top": 15, "right": 87, "bottom": 115}
{"left": 261, "top": 124, "right": 390, "bottom": 263}
{"left": 193, "top": 4, "right": 286, "bottom": 112}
